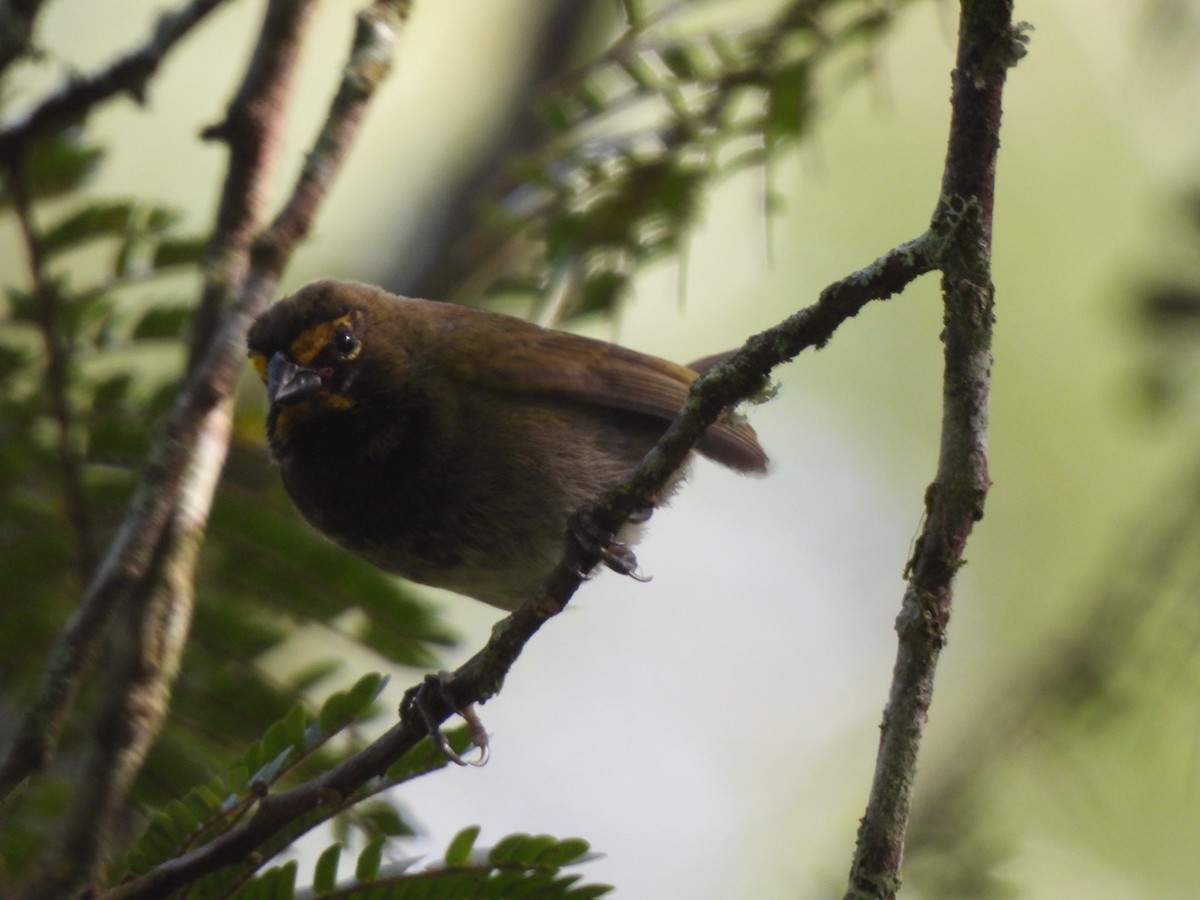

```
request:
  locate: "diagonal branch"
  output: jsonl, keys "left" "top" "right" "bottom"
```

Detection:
{"left": 844, "top": 2, "right": 1026, "bottom": 897}
{"left": 444, "top": 234, "right": 939, "bottom": 703}
{"left": 101, "top": 234, "right": 937, "bottom": 900}
{"left": 0, "top": 0, "right": 235, "bottom": 166}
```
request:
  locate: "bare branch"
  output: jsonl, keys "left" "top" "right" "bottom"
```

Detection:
{"left": 844, "top": 2, "right": 1026, "bottom": 897}
{"left": 0, "top": 0, "right": 235, "bottom": 165}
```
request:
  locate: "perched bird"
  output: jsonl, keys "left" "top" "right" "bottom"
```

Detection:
{"left": 247, "top": 279, "right": 767, "bottom": 610}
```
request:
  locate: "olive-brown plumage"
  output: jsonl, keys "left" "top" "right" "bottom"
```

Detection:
{"left": 247, "top": 279, "right": 767, "bottom": 610}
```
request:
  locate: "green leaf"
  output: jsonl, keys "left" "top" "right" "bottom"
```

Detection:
{"left": 248, "top": 745, "right": 294, "bottom": 787}
{"left": 90, "top": 372, "right": 133, "bottom": 411}
{"left": 575, "top": 83, "right": 608, "bottom": 116}
{"left": 842, "top": 7, "right": 894, "bottom": 45}
{"left": 355, "top": 835, "right": 385, "bottom": 882}
{"left": 152, "top": 235, "right": 207, "bottom": 269}
{"left": 130, "top": 303, "right": 190, "bottom": 340}
{"left": 618, "top": 0, "right": 644, "bottom": 27}
{"left": 121, "top": 783, "right": 224, "bottom": 877}
{"left": 533, "top": 837, "right": 591, "bottom": 867}
{"left": 0, "top": 341, "right": 34, "bottom": 385}
{"left": 344, "top": 671, "right": 389, "bottom": 714}
{"left": 572, "top": 883, "right": 616, "bottom": 899}
{"left": 444, "top": 825, "right": 480, "bottom": 867}
{"left": 239, "top": 703, "right": 307, "bottom": 783}
{"left": 358, "top": 800, "right": 415, "bottom": 838}
{"left": 240, "top": 861, "right": 297, "bottom": 899}
{"left": 660, "top": 44, "right": 702, "bottom": 79}
{"left": 489, "top": 833, "right": 539, "bottom": 866}
{"left": 537, "top": 97, "right": 574, "bottom": 134}
{"left": 312, "top": 842, "right": 341, "bottom": 893}
{"left": 138, "top": 204, "right": 181, "bottom": 234}
{"left": 318, "top": 672, "right": 387, "bottom": 734}
{"left": 4, "top": 287, "right": 36, "bottom": 323}
{"left": 40, "top": 201, "right": 136, "bottom": 257}
{"left": 164, "top": 797, "right": 199, "bottom": 838}
{"left": 576, "top": 270, "right": 629, "bottom": 319}
{"left": 0, "top": 128, "right": 104, "bottom": 207}
{"left": 618, "top": 54, "right": 659, "bottom": 91}
{"left": 764, "top": 60, "right": 813, "bottom": 149}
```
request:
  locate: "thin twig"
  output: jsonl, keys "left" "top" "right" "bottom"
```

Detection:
{"left": 844, "top": 2, "right": 1025, "bottom": 897}
{"left": 101, "top": 235, "right": 936, "bottom": 900}
{"left": 0, "top": 0, "right": 48, "bottom": 82}
{"left": 0, "top": 0, "right": 235, "bottom": 165}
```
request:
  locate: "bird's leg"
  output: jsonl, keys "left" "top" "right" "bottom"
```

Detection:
{"left": 401, "top": 671, "right": 490, "bottom": 767}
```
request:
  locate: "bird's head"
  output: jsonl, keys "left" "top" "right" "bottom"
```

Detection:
{"left": 247, "top": 280, "right": 382, "bottom": 449}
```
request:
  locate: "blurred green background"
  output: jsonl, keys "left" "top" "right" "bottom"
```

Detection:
{"left": 4, "top": 0, "right": 1200, "bottom": 897}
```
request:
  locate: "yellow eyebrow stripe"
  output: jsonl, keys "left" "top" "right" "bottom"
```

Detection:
{"left": 289, "top": 314, "right": 355, "bottom": 365}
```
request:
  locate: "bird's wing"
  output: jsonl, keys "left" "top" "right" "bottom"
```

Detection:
{"left": 424, "top": 301, "right": 768, "bottom": 473}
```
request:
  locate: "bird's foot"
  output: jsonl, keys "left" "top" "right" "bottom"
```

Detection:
{"left": 401, "top": 671, "right": 490, "bottom": 767}
{"left": 568, "top": 506, "right": 653, "bottom": 582}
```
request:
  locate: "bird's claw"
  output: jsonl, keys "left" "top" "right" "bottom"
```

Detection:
{"left": 404, "top": 671, "right": 490, "bottom": 767}
{"left": 568, "top": 507, "right": 654, "bottom": 582}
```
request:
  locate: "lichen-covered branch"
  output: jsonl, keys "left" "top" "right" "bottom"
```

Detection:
{"left": 844, "top": 2, "right": 1026, "bottom": 897}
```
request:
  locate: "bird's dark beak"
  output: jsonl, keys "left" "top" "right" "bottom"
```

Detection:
{"left": 267, "top": 352, "right": 322, "bottom": 405}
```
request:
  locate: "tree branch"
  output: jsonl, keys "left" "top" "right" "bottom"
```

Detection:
{"left": 0, "top": 0, "right": 48, "bottom": 76}
{"left": 844, "top": 2, "right": 1026, "bottom": 897}
{"left": 102, "top": 234, "right": 937, "bottom": 899}
{"left": 0, "top": 0, "right": 234, "bottom": 166}
{"left": 187, "top": 0, "right": 316, "bottom": 369}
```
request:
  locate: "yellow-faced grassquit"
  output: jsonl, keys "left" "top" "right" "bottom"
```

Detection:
{"left": 247, "top": 279, "right": 768, "bottom": 610}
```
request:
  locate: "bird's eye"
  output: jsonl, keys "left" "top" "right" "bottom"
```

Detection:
{"left": 333, "top": 326, "right": 359, "bottom": 357}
